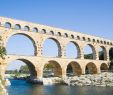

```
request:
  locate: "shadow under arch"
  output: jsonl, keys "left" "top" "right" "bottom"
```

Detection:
{"left": 6, "top": 33, "right": 37, "bottom": 56}
{"left": 100, "top": 63, "right": 108, "bottom": 72}
{"left": 85, "top": 62, "right": 97, "bottom": 74}
{"left": 43, "top": 60, "right": 62, "bottom": 78}
{"left": 66, "top": 61, "right": 82, "bottom": 76}
{"left": 98, "top": 46, "right": 107, "bottom": 60}
{"left": 42, "top": 37, "right": 61, "bottom": 57}
{"left": 6, "top": 58, "right": 37, "bottom": 79}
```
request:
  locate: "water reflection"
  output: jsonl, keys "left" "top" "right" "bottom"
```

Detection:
{"left": 7, "top": 80, "right": 113, "bottom": 95}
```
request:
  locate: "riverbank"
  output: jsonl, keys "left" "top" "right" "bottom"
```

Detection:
{"left": 64, "top": 72, "right": 113, "bottom": 87}
{"left": 5, "top": 72, "right": 113, "bottom": 87}
{"left": 31, "top": 72, "right": 113, "bottom": 87}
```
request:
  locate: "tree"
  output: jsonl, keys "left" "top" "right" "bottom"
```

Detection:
{"left": 0, "top": 36, "right": 7, "bottom": 92}
{"left": 44, "top": 63, "right": 54, "bottom": 71}
{"left": 19, "top": 65, "right": 29, "bottom": 74}
{"left": 0, "top": 36, "right": 6, "bottom": 59}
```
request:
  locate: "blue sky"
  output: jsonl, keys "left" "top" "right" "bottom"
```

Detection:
{"left": 0, "top": 0, "right": 113, "bottom": 70}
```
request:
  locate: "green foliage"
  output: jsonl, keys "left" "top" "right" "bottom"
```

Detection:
{"left": 19, "top": 65, "right": 29, "bottom": 74}
{"left": 99, "top": 51, "right": 104, "bottom": 60}
{"left": 0, "top": 36, "right": 6, "bottom": 59}
{"left": 44, "top": 63, "right": 54, "bottom": 71}
{"left": 84, "top": 51, "right": 104, "bottom": 60}
{"left": 84, "top": 54, "right": 93, "bottom": 59}
{"left": 0, "top": 46, "right": 6, "bottom": 58}
{"left": 0, "top": 36, "right": 6, "bottom": 88}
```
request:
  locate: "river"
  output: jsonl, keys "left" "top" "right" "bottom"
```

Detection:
{"left": 7, "top": 79, "right": 113, "bottom": 95}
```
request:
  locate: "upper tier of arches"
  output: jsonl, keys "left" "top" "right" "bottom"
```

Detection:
{"left": 0, "top": 20, "right": 112, "bottom": 46}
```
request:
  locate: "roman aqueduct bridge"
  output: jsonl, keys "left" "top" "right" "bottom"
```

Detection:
{"left": 0, "top": 17, "right": 113, "bottom": 79}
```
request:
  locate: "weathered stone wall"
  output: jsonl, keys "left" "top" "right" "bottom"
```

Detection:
{"left": 0, "top": 16, "right": 112, "bottom": 79}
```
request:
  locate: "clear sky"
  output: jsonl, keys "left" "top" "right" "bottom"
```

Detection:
{"left": 0, "top": 0, "right": 113, "bottom": 70}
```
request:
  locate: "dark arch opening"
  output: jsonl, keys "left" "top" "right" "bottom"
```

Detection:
{"left": 66, "top": 41, "right": 81, "bottom": 58}
{"left": 85, "top": 63, "right": 97, "bottom": 74}
{"left": 64, "top": 33, "right": 68, "bottom": 37}
{"left": 32, "top": 27, "right": 38, "bottom": 32}
{"left": 83, "top": 37, "right": 86, "bottom": 41}
{"left": 43, "top": 61, "right": 62, "bottom": 78}
{"left": 100, "top": 63, "right": 108, "bottom": 72}
{"left": 42, "top": 38, "right": 61, "bottom": 57}
{"left": 49, "top": 31, "right": 54, "bottom": 35}
{"left": 6, "top": 33, "right": 37, "bottom": 56}
{"left": 83, "top": 44, "right": 96, "bottom": 60}
{"left": 77, "top": 36, "right": 80, "bottom": 40}
{"left": 88, "top": 38, "right": 91, "bottom": 42}
{"left": 5, "top": 59, "right": 37, "bottom": 79}
{"left": 57, "top": 32, "right": 61, "bottom": 36}
{"left": 109, "top": 48, "right": 113, "bottom": 70}
{"left": 66, "top": 62, "right": 82, "bottom": 77}
{"left": 5, "top": 22, "right": 11, "bottom": 28}
{"left": 71, "top": 35, "right": 74, "bottom": 39}
{"left": 41, "top": 29, "right": 46, "bottom": 34}
{"left": 24, "top": 26, "right": 30, "bottom": 31}
{"left": 99, "top": 46, "right": 107, "bottom": 60}
{"left": 93, "top": 39, "right": 95, "bottom": 43}
{"left": 15, "top": 24, "right": 21, "bottom": 30}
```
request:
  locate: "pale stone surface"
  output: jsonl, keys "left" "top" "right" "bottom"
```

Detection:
{"left": 64, "top": 72, "right": 113, "bottom": 87}
{"left": 0, "top": 79, "right": 9, "bottom": 95}
{"left": 0, "top": 16, "right": 112, "bottom": 81}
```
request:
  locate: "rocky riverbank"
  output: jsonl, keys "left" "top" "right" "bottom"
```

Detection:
{"left": 31, "top": 72, "right": 113, "bottom": 87}
{"left": 64, "top": 72, "right": 113, "bottom": 87}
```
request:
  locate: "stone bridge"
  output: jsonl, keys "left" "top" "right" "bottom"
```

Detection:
{"left": 0, "top": 17, "right": 113, "bottom": 79}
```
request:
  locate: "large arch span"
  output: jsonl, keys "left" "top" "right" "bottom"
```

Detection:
{"left": 0, "top": 17, "right": 112, "bottom": 80}
{"left": 5, "top": 58, "right": 37, "bottom": 79}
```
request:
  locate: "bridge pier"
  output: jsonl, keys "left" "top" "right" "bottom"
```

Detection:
{"left": 0, "top": 17, "right": 113, "bottom": 83}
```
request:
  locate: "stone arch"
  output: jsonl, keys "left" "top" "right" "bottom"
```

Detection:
{"left": 85, "top": 62, "right": 97, "bottom": 74}
{"left": 66, "top": 61, "right": 82, "bottom": 76}
{"left": 42, "top": 37, "right": 61, "bottom": 57}
{"left": 43, "top": 60, "right": 62, "bottom": 77}
{"left": 49, "top": 31, "right": 54, "bottom": 35}
{"left": 41, "top": 29, "right": 46, "bottom": 34}
{"left": 100, "top": 40, "right": 103, "bottom": 44}
{"left": 83, "top": 44, "right": 96, "bottom": 60}
{"left": 100, "top": 63, "right": 108, "bottom": 72}
{"left": 83, "top": 37, "right": 86, "bottom": 41}
{"left": 66, "top": 41, "right": 81, "bottom": 58}
{"left": 6, "top": 59, "right": 37, "bottom": 79}
{"left": 109, "top": 47, "right": 113, "bottom": 70}
{"left": 98, "top": 46, "right": 107, "bottom": 60}
{"left": 57, "top": 32, "right": 61, "bottom": 36}
{"left": 104, "top": 41, "right": 106, "bottom": 44}
{"left": 24, "top": 26, "right": 30, "bottom": 31}
{"left": 6, "top": 33, "right": 37, "bottom": 56}
{"left": 64, "top": 33, "right": 68, "bottom": 37}
{"left": 97, "top": 40, "right": 99, "bottom": 43}
{"left": 109, "top": 47, "right": 113, "bottom": 60}
{"left": 32, "top": 27, "right": 38, "bottom": 32}
{"left": 71, "top": 34, "right": 74, "bottom": 39}
{"left": 88, "top": 38, "right": 91, "bottom": 42}
{"left": 5, "top": 22, "right": 11, "bottom": 28}
{"left": 110, "top": 42, "right": 113, "bottom": 45}
{"left": 77, "top": 36, "right": 80, "bottom": 40}
{"left": 93, "top": 39, "right": 95, "bottom": 42}
{"left": 15, "top": 24, "right": 21, "bottom": 30}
